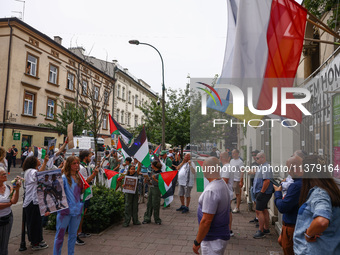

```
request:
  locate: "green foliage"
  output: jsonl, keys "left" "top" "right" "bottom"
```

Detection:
{"left": 305, "top": 0, "right": 340, "bottom": 28}
{"left": 133, "top": 85, "right": 191, "bottom": 149}
{"left": 45, "top": 185, "right": 125, "bottom": 233}
{"left": 83, "top": 185, "right": 125, "bottom": 233}
{"left": 39, "top": 100, "right": 88, "bottom": 136}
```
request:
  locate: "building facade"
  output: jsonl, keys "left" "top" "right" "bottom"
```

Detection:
{"left": 0, "top": 18, "right": 157, "bottom": 155}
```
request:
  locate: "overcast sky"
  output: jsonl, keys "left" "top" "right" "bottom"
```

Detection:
{"left": 1, "top": 0, "right": 303, "bottom": 95}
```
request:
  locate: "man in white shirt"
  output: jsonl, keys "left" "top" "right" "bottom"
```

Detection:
{"left": 176, "top": 153, "right": 195, "bottom": 214}
{"left": 220, "top": 151, "right": 235, "bottom": 237}
{"left": 230, "top": 149, "right": 244, "bottom": 213}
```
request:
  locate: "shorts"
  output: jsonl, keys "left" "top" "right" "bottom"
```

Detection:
{"left": 233, "top": 181, "right": 241, "bottom": 195}
{"left": 255, "top": 192, "right": 272, "bottom": 211}
{"left": 201, "top": 239, "right": 228, "bottom": 255}
{"left": 84, "top": 198, "right": 91, "bottom": 209}
{"left": 178, "top": 185, "right": 192, "bottom": 198}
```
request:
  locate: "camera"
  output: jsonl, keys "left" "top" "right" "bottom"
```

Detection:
{"left": 157, "top": 99, "right": 160, "bottom": 106}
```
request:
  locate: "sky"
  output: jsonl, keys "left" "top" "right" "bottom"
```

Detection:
{"left": 0, "top": 0, "right": 303, "bottom": 95}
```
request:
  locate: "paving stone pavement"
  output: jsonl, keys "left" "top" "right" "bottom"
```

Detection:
{"left": 8, "top": 185, "right": 284, "bottom": 255}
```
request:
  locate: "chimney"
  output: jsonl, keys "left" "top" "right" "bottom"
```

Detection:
{"left": 124, "top": 68, "right": 128, "bottom": 72}
{"left": 54, "top": 36, "right": 62, "bottom": 45}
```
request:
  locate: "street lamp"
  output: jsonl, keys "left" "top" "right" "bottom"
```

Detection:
{"left": 129, "top": 40, "right": 166, "bottom": 150}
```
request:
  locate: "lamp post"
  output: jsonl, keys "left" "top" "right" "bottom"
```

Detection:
{"left": 129, "top": 40, "right": 166, "bottom": 149}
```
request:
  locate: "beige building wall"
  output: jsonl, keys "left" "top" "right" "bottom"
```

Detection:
{"left": 0, "top": 18, "right": 115, "bottom": 152}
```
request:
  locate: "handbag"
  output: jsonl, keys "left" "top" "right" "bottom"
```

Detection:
{"left": 0, "top": 212, "right": 12, "bottom": 226}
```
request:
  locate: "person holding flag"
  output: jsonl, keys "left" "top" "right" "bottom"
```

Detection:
{"left": 53, "top": 156, "right": 85, "bottom": 255}
{"left": 77, "top": 150, "right": 99, "bottom": 245}
{"left": 122, "top": 162, "right": 142, "bottom": 227}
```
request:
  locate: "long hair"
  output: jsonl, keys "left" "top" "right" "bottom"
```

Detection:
{"left": 299, "top": 155, "right": 340, "bottom": 207}
{"left": 0, "top": 147, "right": 5, "bottom": 161}
{"left": 23, "top": 156, "right": 39, "bottom": 171}
{"left": 64, "top": 156, "right": 81, "bottom": 187}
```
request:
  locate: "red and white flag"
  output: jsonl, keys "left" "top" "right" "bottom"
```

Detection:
{"left": 215, "top": 0, "right": 307, "bottom": 122}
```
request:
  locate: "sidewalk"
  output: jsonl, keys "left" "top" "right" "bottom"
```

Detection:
{"left": 8, "top": 186, "right": 284, "bottom": 255}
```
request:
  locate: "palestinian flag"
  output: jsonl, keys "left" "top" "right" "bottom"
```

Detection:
{"left": 109, "top": 114, "right": 133, "bottom": 144}
{"left": 159, "top": 170, "right": 178, "bottom": 207}
{"left": 118, "top": 137, "right": 131, "bottom": 160}
{"left": 154, "top": 144, "right": 161, "bottom": 156}
{"left": 196, "top": 160, "right": 208, "bottom": 192}
{"left": 127, "top": 127, "right": 151, "bottom": 167}
{"left": 104, "top": 169, "right": 120, "bottom": 190}
{"left": 34, "top": 146, "right": 46, "bottom": 160}
{"left": 79, "top": 172, "right": 91, "bottom": 201}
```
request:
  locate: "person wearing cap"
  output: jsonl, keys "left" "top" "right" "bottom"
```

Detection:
{"left": 168, "top": 153, "right": 178, "bottom": 171}
{"left": 160, "top": 150, "right": 172, "bottom": 168}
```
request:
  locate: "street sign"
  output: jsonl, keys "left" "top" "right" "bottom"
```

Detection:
{"left": 13, "top": 133, "right": 20, "bottom": 140}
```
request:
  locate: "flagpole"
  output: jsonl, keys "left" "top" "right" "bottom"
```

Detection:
{"left": 306, "top": 15, "right": 340, "bottom": 40}
{"left": 304, "top": 38, "right": 340, "bottom": 46}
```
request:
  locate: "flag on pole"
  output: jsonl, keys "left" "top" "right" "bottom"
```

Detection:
{"left": 158, "top": 170, "right": 178, "bottom": 207}
{"left": 127, "top": 127, "right": 151, "bottom": 167}
{"left": 79, "top": 172, "right": 91, "bottom": 201}
{"left": 196, "top": 160, "right": 208, "bottom": 192}
{"left": 34, "top": 146, "right": 46, "bottom": 160}
{"left": 154, "top": 144, "right": 161, "bottom": 156}
{"left": 118, "top": 137, "right": 130, "bottom": 160}
{"left": 208, "top": 0, "right": 307, "bottom": 122}
{"left": 109, "top": 114, "right": 133, "bottom": 144}
{"left": 104, "top": 169, "right": 120, "bottom": 190}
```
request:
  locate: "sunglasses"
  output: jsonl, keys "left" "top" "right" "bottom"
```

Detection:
{"left": 256, "top": 157, "right": 260, "bottom": 160}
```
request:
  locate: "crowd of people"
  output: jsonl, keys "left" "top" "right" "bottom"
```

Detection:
{"left": 192, "top": 148, "right": 340, "bottom": 255}
{"left": 1, "top": 140, "right": 340, "bottom": 255}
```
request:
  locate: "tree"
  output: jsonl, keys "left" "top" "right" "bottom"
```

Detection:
{"left": 305, "top": 0, "right": 340, "bottom": 28}
{"left": 39, "top": 100, "right": 89, "bottom": 136}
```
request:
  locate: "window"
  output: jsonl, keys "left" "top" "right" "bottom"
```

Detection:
{"left": 135, "top": 95, "right": 138, "bottom": 107}
{"left": 104, "top": 90, "right": 109, "bottom": 104}
{"left": 134, "top": 115, "right": 138, "bottom": 127}
{"left": 46, "top": 98, "right": 55, "bottom": 119}
{"left": 103, "top": 114, "right": 108, "bottom": 129}
{"left": 122, "top": 87, "right": 125, "bottom": 100}
{"left": 49, "top": 64, "right": 58, "bottom": 84}
{"left": 116, "top": 109, "right": 120, "bottom": 121}
{"left": 127, "top": 113, "right": 131, "bottom": 126}
{"left": 44, "top": 137, "right": 55, "bottom": 147}
{"left": 117, "top": 85, "right": 121, "bottom": 98}
{"left": 82, "top": 80, "right": 88, "bottom": 96}
{"left": 121, "top": 110, "right": 124, "bottom": 124}
{"left": 94, "top": 86, "right": 99, "bottom": 100}
{"left": 141, "top": 117, "right": 144, "bottom": 125}
{"left": 141, "top": 98, "right": 144, "bottom": 106}
{"left": 81, "top": 107, "right": 87, "bottom": 117}
{"left": 24, "top": 92, "right": 34, "bottom": 116}
{"left": 128, "top": 91, "right": 131, "bottom": 103}
{"left": 26, "top": 54, "right": 38, "bottom": 76}
{"left": 67, "top": 73, "right": 75, "bottom": 90}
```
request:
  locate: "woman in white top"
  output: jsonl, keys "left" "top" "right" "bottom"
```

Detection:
{"left": 23, "top": 155, "right": 49, "bottom": 251}
{"left": 0, "top": 167, "right": 20, "bottom": 255}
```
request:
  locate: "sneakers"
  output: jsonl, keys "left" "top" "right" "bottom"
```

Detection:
{"left": 176, "top": 205, "right": 185, "bottom": 211}
{"left": 156, "top": 222, "right": 162, "bottom": 225}
{"left": 230, "top": 230, "right": 234, "bottom": 237}
{"left": 122, "top": 223, "right": 129, "bottom": 227}
{"left": 133, "top": 221, "right": 142, "bottom": 225}
{"left": 31, "top": 243, "right": 48, "bottom": 251}
{"left": 76, "top": 236, "right": 85, "bottom": 245}
{"left": 142, "top": 221, "right": 150, "bottom": 224}
{"left": 253, "top": 230, "right": 265, "bottom": 239}
{"left": 232, "top": 208, "right": 240, "bottom": 213}
{"left": 263, "top": 229, "right": 270, "bottom": 235}
{"left": 249, "top": 218, "right": 258, "bottom": 223}
{"left": 182, "top": 206, "right": 189, "bottom": 213}
{"left": 78, "top": 232, "right": 91, "bottom": 238}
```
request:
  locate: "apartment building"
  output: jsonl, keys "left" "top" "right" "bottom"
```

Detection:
{"left": 0, "top": 17, "right": 156, "bottom": 153}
